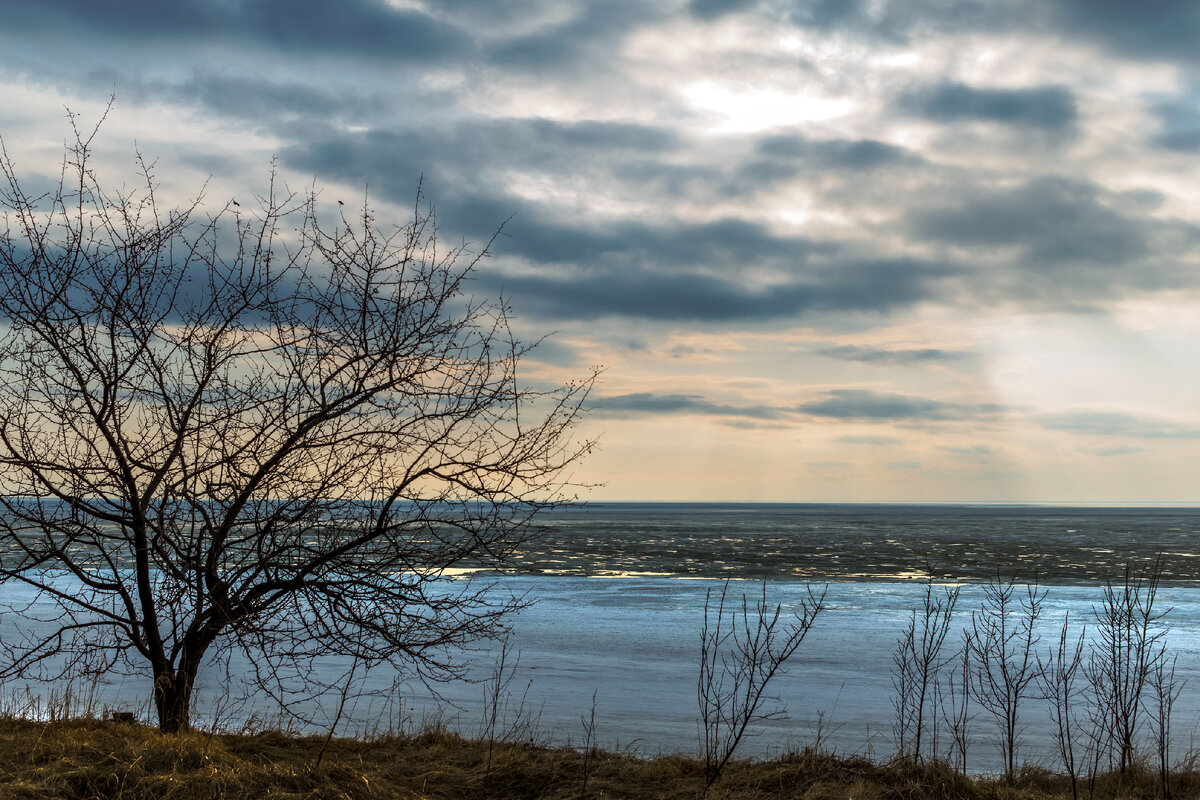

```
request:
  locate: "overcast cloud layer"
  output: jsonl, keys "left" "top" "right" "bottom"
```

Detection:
{"left": 3, "top": 0, "right": 1200, "bottom": 501}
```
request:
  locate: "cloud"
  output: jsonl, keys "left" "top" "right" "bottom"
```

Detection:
{"left": 900, "top": 82, "right": 1077, "bottom": 130}
{"left": 1150, "top": 99, "right": 1200, "bottom": 152}
{"left": 1052, "top": 0, "right": 1200, "bottom": 64}
{"left": 838, "top": 434, "right": 900, "bottom": 445}
{"left": 816, "top": 344, "right": 969, "bottom": 365}
{"left": 777, "top": 0, "right": 1016, "bottom": 41}
{"left": 483, "top": 258, "right": 949, "bottom": 322}
{"left": 940, "top": 444, "right": 993, "bottom": 455}
{"left": 484, "top": 0, "right": 661, "bottom": 73}
{"left": 910, "top": 176, "right": 1151, "bottom": 267}
{"left": 688, "top": 0, "right": 759, "bottom": 19}
{"left": 592, "top": 392, "right": 786, "bottom": 419}
{"left": 1038, "top": 411, "right": 1200, "bottom": 439}
{"left": 487, "top": 215, "right": 819, "bottom": 269}
{"left": 176, "top": 74, "right": 375, "bottom": 122}
{"left": 1085, "top": 444, "right": 1146, "bottom": 457}
{"left": 5, "top": 0, "right": 470, "bottom": 62}
{"left": 799, "top": 389, "right": 1002, "bottom": 420}
{"left": 755, "top": 135, "right": 919, "bottom": 169}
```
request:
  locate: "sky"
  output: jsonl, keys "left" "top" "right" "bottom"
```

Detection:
{"left": 2, "top": 1, "right": 1200, "bottom": 503}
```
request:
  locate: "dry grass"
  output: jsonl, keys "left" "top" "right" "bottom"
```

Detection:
{"left": 1, "top": 718, "right": 1197, "bottom": 800}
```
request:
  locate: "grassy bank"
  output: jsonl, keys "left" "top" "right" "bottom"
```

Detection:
{"left": 1, "top": 718, "right": 1196, "bottom": 800}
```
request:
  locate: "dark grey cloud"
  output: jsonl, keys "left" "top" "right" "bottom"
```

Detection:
{"left": 483, "top": 258, "right": 949, "bottom": 322}
{"left": 900, "top": 82, "right": 1077, "bottom": 130}
{"left": 1038, "top": 411, "right": 1200, "bottom": 439}
{"left": 592, "top": 392, "right": 785, "bottom": 419}
{"left": 688, "top": 0, "right": 760, "bottom": 20}
{"left": 4, "top": 0, "right": 469, "bottom": 62}
{"left": 286, "top": 126, "right": 961, "bottom": 324}
{"left": 484, "top": 0, "right": 661, "bottom": 73}
{"left": 178, "top": 74, "right": 374, "bottom": 123}
{"left": 285, "top": 119, "right": 681, "bottom": 201}
{"left": 488, "top": 215, "right": 820, "bottom": 270}
{"left": 755, "top": 134, "right": 920, "bottom": 169}
{"left": 1053, "top": 0, "right": 1200, "bottom": 64}
{"left": 911, "top": 176, "right": 1150, "bottom": 267}
{"left": 799, "top": 389, "right": 1003, "bottom": 420}
{"left": 816, "top": 344, "right": 969, "bottom": 365}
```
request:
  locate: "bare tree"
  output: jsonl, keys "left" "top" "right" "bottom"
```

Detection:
{"left": 890, "top": 572, "right": 959, "bottom": 761}
{"left": 697, "top": 581, "right": 825, "bottom": 788}
{"left": 0, "top": 116, "right": 594, "bottom": 733}
{"left": 1037, "top": 614, "right": 1086, "bottom": 800}
{"left": 1085, "top": 560, "right": 1168, "bottom": 776}
{"left": 969, "top": 573, "right": 1045, "bottom": 779}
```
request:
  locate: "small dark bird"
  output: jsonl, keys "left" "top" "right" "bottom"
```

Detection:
{"left": 338, "top": 200, "right": 345, "bottom": 205}
{"left": 232, "top": 200, "right": 239, "bottom": 207}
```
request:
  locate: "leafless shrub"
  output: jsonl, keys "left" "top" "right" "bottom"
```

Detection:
{"left": 890, "top": 573, "right": 960, "bottom": 761}
{"left": 478, "top": 638, "right": 542, "bottom": 776}
{"left": 1037, "top": 613, "right": 1086, "bottom": 800}
{"left": 1148, "top": 650, "right": 1184, "bottom": 798}
{"left": 697, "top": 580, "right": 825, "bottom": 789}
{"left": 969, "top": 573, "right": 1045, "bottom": 779}
{"left": 1084, "top": 560, "right": 1168, "bottom": 777}
{"left": 938, "top": 632, "right": 973, "bottom": 774}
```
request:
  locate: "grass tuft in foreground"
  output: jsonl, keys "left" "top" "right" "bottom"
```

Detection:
{"left": 1, "top": 718, "right": 1197, "bottom": 799}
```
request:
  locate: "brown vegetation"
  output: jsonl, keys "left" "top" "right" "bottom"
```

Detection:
{"left": 1, "top": 718, "right": 1197, "bottom": 800}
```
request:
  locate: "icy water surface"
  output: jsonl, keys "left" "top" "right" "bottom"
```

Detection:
{"left": 4, "top": 504, "right": 1200, "bottom": 773}
{"left": 506, "top": 503, "right": 1200, "bottom": 583}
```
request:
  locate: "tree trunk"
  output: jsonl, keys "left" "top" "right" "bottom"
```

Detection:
{"left": 154, "top": 667, "right": 196, "bottom": 733}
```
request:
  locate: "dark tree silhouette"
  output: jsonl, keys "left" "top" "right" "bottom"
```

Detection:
{"left": 0, "top": 116, "right": 594, "bottom": 732}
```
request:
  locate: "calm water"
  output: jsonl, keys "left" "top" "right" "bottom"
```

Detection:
{"left": 4, "top": 503, "right": 1200, "bottom": 772}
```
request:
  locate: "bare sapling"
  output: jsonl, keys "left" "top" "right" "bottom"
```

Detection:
{"left": 890, "top": 572, "right": 960, "bottom": 761}
{"left": 481, "top": 638, "right": 539, "bottom": 776}
{"left": 316, "top": 651, "right": 361, "bottom": 767}
{"left": 969, "top": 573, "right": 1046, "bottom": 780}
{"left": 580, "top": 689, "right": 598, "bottom": 793}
{"left": 697, "top": 581, "right": 826, "bottom": 789}
{"left": 1037, "top": 613, "right": 1086, "bottom": 800}
{"left": 939, "top": 633, "right": 973, "bottom": 773}
{"left": 1084, "top": 559, "right": 1168, "bottom": 776}
{"left": 1149, "top": 652, "right": 1183, "bottom": 799}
